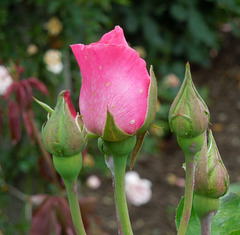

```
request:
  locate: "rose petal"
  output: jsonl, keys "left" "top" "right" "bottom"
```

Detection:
{"left": 71, "top": 27, "right": 150, "bottom": 135}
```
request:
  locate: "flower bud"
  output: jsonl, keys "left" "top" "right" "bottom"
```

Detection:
{"left": 169, "top": 62, "right": 210, "bottom": 138}
{"left": 42, "top": 90, "right": 87, "bottom": 157}
{"left": 102, "top": 135, "right": 137, "bottom": 157}
{"left": 194, "top": 130, "right": 229, "bottom": 199}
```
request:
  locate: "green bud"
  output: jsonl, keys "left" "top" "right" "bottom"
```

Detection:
{"left": 102, "top": 135, "right": 137, "bottom": 157}
{"left": 53, "top": 152, "right": 82, "bottom": 182}
{"left": 195, "top": 130, "right": 229, "bottom": 199}
{"left": 169, "top": 62, "right": 210, "bottom": 138}
{"left": 177, "top": 132, "right": 205, "bottom": 156}
{"left": 42, "top": 90, "right": 87, "bottom": 157}
{"left": 193, "top": 194, "right": 219, "bottom": 220}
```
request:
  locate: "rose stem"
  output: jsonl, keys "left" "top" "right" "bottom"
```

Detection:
{"left": 64, "top": 179, "right": 86, "bottom": 235}
{"left": 200, "top": 212, "right": 215, "bottom": 235}
{"left": 178, "top": 154, "right": 195, "bottom": 235}
{"left": 113, "top": 154, "right": 133, "bottom": 235}
{"left": 111, "top": 173, "right": 124, "bottom": 235}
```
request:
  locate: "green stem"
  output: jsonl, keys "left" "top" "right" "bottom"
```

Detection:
{"left": 178, "top": 154, "right": 195, "bottom": 235}
{"left": 113, "top": 154, "right": 133, "bottom": 235}
{"left": 65, "top": 179, "right": 86, "bottom": 235}
{"left": 200, "top": 212, "right": 215, "bottom": 235}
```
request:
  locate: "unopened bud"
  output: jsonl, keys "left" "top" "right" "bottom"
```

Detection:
{"left": 194, "top": 130, "right": 229, "bottom": 199}
{"left": 42, "top": 90, "right": 87, "bottom": 157}
{"left": 169, "top": 62, "right": 210, "bottom": 138}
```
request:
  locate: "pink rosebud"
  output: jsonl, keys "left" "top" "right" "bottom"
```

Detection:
{"left": 71, "top": 26, "right": 157, "bottom": 141}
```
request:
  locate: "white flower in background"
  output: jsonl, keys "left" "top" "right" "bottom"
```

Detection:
{"left": 125, "top": 171, "right": 152, "bottom": 206}
{"left": 43, "top": 49, "right": 63, "bottom": 74}
{"left": 86, "top": 175, "right": 101, "bottom": 190}
{"left": 27, "top": 44, "right": 38, "bottom": 55}
{"left": 45, "top": 17, "right": 63, "bottom": 36}
{"left": 0, "top": 65, "right": 13, "bottom": 96}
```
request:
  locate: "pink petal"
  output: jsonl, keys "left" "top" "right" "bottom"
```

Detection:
{"left": 63, "top": 91, "right": 77, "bottom": 119}
{"left": 97, "top": 26, "right": 128, "bottom": 46}
{"left": 71, "top": 26, "right": 150, "bottom": 135}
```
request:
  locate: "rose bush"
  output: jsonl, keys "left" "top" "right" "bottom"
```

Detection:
{"left": 71, "top": 26, "right": 157, "bottom": 142}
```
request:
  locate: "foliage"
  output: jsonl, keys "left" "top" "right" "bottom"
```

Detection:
{"left": 110, "top": 0, "right": 240, "bottom": 76}
{"left": 0, "top": 0, "right": 240, "bottom": 233}
{"left": 176, "top": 190, "right": 240, "bottom": 234}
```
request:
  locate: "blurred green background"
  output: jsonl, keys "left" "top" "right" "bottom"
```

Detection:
{"left": 0, "top": 0, "right": 240, "bottom": 233}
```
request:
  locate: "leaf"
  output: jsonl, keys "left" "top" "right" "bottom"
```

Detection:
{"left": 176, "top": 192, "right": 240, "bottom": 235}
{"left": 130, "top": 131, "right": 147, "bottom": 169}
{"left": 175, "top": 197, "right": 201, "bottom": 235}
{"left": 33, "top": 97, "right": 53, "bottom": 114}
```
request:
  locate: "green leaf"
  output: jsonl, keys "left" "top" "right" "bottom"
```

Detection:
{"left": 176, "top": 192, "right": 240, "bottom": 235}
{"left": 33, "top": 97, "right": 53, "bottom": 114}
{"left": 176, "top": 197, "right": 201, "bottom": 235}
{"left": 130, "top": 131, "right": 147, "bottom": 169}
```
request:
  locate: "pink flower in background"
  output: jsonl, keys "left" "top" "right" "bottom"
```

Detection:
{"left": 71, "top": 26, "right": 156, "bottom": 141}
{"left": 125, "top": 171, "right": 152, "bottom": 206}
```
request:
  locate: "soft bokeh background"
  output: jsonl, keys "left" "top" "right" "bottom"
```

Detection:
{"left": 1, "top": 0, "right": 240, "bottom": 234}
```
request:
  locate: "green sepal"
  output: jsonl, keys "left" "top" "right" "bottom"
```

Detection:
{"left": 130, "top": 131, "right": 147, "bottom": 170}
{"left": 33, "top": 97, "right": 53, "bottom": 115}
{"left": 193, "top": 194, "right": 219, "bottom": 220}
{"left": 87, "top": 132, "right": 98, "bottom": 139}
{"left": 138, "top": 66, "right": 157, "bottom": 134}
{"left": 102, "top": 108, "right": 132, "bottom": 142}
{"left": 53, "top": 152, "right": 83, "bottom": 182}
{"left": 103, "top": 135, "right": 136, "bottom": 157}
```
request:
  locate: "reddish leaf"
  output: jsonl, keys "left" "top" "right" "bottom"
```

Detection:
{"left": 22, "top": 111, "right": 33, "bottom": 139}
{"left": 31, "top": 197, "right": 76, "bottom": 235}
{"left": 31, "top": 197, "right": 61, "bottom": 235}
{"left": 0, "top": 106, "right": 2, "bottom": 135}
{"left": 22, "top": 80, "right": 33, "bottom": 108}
{"left": 38, "top": 156, "right": 63, "bottom": 186}
{"left": 4, "top": 82, "right": 17, "bottom": 100}
{"left": 27, "top": 77, "right": 49, "bottom": 96}
{"left": 18, "top": 83, "right": 29, "bottom": 108}
{"left": 54, "top": 197, "right": 76, "bottom": 234}
{"left": 7, "top": 100, "right": 21, "bottom": 144}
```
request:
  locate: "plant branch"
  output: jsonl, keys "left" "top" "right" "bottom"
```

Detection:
{"left": 65, "top": 179, "right": 86, "bottom": 235}
{"left": 113, "top": 154, "right": 133, "bottom": 235}
{"left": 178, "top": 154, "right": 195, "bottom": 235}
